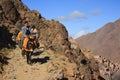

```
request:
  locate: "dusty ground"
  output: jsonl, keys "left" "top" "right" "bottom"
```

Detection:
{"left": 2, "top": 47, "right": 76, "bottom": 80}
{"left": 3, "top": 48, "right": 50, "bottom": 80}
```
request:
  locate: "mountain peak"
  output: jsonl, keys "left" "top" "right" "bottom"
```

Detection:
{"left": 76, "top": 18, "right": 120, "bottom": 64}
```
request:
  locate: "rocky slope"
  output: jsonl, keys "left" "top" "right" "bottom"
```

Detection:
{"left": 76, "top": 19, "right": 120, "bottom": 64}
{"left": 71, "top": 37, "right": 120, "bottom": 80}
{"left": 0, "top": 0, "right": 70, "bottom": 53}
{"left": 0, "top": 0, "right": 101, "bottom": 80}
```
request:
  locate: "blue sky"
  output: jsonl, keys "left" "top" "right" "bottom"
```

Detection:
{"left": 22, "top": 0, "right": 120, "bottom": 39}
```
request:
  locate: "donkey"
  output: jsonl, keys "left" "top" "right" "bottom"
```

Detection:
{"left": 22, "top": 36, "right": 39, "bottom": 64}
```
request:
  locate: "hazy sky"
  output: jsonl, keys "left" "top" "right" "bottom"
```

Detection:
{"left": 22, "top": 0, "right": 120, "bottom": 38}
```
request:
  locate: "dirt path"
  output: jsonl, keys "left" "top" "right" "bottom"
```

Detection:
{"left": 2, "top": 47, "right": 74, "bottom": 80}
{"left": 3, "top": 48, "right": 53, "bottom": 80}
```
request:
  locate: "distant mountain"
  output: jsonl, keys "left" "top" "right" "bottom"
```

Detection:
{"left": 76, "top": 19, "right": 120, "bottom": 64}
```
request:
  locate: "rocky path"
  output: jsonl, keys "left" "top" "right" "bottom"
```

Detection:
{"left": 3, "top": 48, "right": 55, "bottom": 80}
{"left": 2, "top": 47, "right": 75, "bottom": 80}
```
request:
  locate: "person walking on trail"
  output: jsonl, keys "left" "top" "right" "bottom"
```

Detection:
{"left": 30, "top": 25, "right": 38, "bottom": 40}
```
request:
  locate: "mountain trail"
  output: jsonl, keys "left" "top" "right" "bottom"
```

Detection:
{"left": 2, "top": 47, "right": 66, "bottom": 80}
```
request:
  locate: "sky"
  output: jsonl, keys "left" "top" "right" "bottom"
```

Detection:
{"left": 22, "top": 0, "right": 120, "bottom": 39}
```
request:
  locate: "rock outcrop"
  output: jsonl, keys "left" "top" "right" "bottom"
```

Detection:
{"left": 0, "top": 0, "right": 70, "bottom": 54}
{"left": 94, "top": 55, "right": 120, "bottom": 80}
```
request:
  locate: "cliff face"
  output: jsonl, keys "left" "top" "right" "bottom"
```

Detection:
{"left": 0, "top": 0, "right": 101, "bottom": 80}
{"left": 76, "top": 19, "right": 120, "bottom": 64}
{"left": 0, "top": 0, "right": 70, "bottom": 54}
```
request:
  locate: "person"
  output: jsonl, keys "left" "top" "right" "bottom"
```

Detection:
{"left": 19, "top": 21, "right": 31, "bottom": 58}
{"left": 21, "top": 21, "right": 30, "bottom": 39}
{"left": 16, "top": 21, "right": 30, "bottom": 49}
{"left": 21, "top": 21, "right": 30, "bottom": 49}
{"left": 30, "top": 25, "right": 38, "bottom": 40}
{"left": 30, "top": 26, "right": 39, "bottom": 48}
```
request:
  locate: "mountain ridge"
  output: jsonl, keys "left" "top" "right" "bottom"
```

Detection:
{"left": 76, "top": 18, "right": 120, "bottom": 64}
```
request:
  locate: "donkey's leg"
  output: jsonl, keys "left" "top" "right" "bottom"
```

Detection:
{"left": 27, "top": 52, "right": 32, "bottom": 65}
{"left": 26, "top": 53, "right": 29, "bottom": 64}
